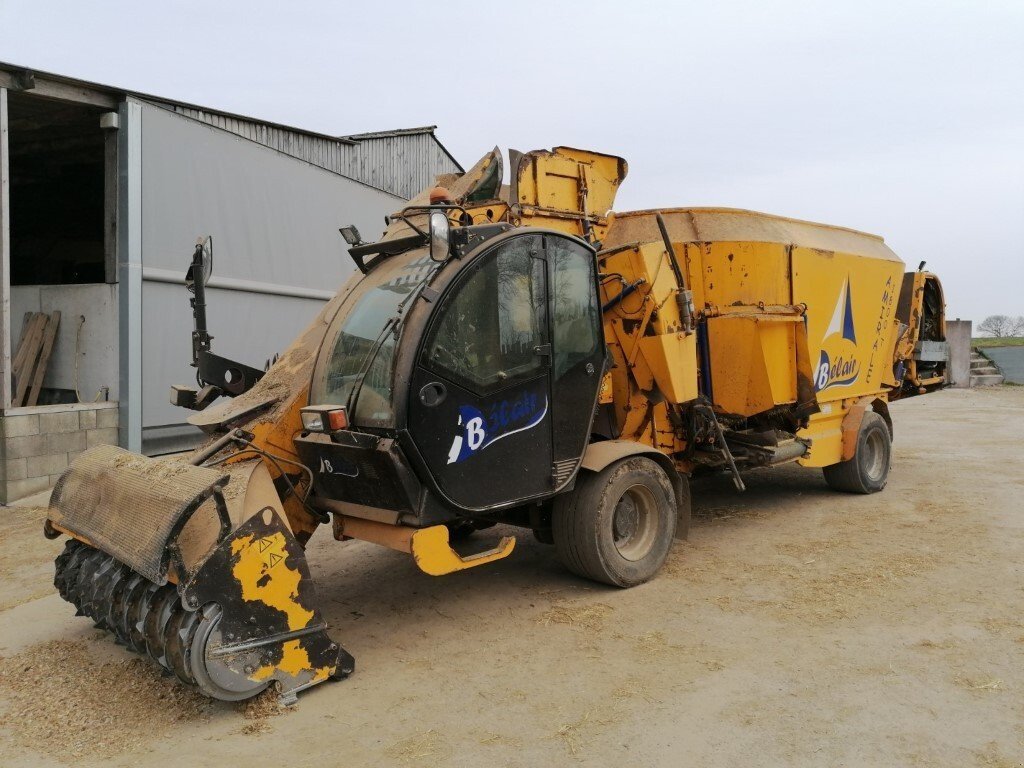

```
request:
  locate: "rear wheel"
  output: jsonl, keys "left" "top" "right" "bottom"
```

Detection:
{"left": 553, "top": 456, "right": 676, "bottom": 587}
{"left": 823, "top": 411, "right": 891, "bottom": 493}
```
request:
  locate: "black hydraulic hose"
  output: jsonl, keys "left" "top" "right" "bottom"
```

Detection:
{"left": 655, "top": 212, "right": 695, "bottom": 333}
{"left": 656, "top": 212, "right": 687, "bottom": 291}
{"left": 602, "top": 278, "right": 646, "bottom": 312}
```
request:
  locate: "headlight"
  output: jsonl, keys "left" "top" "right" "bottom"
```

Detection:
{"left": 301, "top": 405, "right": 349, "bottom": 433}
{"left": 429, "top": 211, "right": 451, "bottom": 262}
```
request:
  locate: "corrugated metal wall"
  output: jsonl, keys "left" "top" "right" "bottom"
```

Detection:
{"left": 166, "top": 105, "right": 460, "bottom": 199}
{"left": 139, "top": 103, "right": 404, "bottom": 454}
{"left": 342, "top": 132, "right": 460, "bottom": 199}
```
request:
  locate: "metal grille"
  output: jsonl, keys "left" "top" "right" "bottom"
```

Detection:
{"left": 48, "top": 445, "right": 228, "bottom": 584}
{"left": 553, "top": 459, "right": 579, "bottom": 487}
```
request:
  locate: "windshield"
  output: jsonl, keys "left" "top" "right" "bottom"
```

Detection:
{"left": 312, "top": 248, "right": 436, "bottom": 427}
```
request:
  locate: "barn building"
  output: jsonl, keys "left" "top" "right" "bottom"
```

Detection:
{"left": 0, "top": 62, "right": 462, "bottom": 501}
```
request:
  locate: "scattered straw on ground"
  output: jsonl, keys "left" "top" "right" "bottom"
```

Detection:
{"left": 0, "top": 640, "right": 212, "bottom": 759}
{"left": 385, "top": 729, "right": 452, "bottom": 763}
{"left": 539, "top": 600, "right": 613, "bottom": 632}
{"left": 914, "top": 638, "right": 957, "bottom": 650}
{"left": 974, "top": 740, "right": 1024, "bottom": 768}
{"left": 633, "top": 630, "right": 685, "bottom": 659}
{"left": 477, "top": 732, "right": 522, "bottom": 747}
{"left": 0, "top": 505, "right": 58, "bottom": 610}
{"left": 979, "top": 617, "right": 1024, "bottom": 636}
{"left": 612, "top": 679, "right": 660, "bottom": 703}
{"left": 953, "top": 674, "right": 1005, "bottom": 692}
{"left": 238, "top": 688, "right": 285, "bottom": 735}
{"left": 552, "top": 709, "right": 617, "bottom": 756}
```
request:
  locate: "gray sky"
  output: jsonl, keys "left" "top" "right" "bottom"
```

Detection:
{"left": 2, "top": 0, "right": 1021, "bottom": 323}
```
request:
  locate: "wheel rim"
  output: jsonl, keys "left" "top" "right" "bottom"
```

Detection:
{"left": 612, "top": 484, "right": 659, "bottom": 561}
{"left": 863, "top": 429, "right": 887, "bottom": 482}
{"left": 189, "top": 604, "right": 270, "bottom": 702}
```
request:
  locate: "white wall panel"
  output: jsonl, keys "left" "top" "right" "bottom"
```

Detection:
{"left": 139, "top": 103, "right": 401, "bottom": 452}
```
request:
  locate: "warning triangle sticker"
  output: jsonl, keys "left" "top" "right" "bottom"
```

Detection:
{"left": 268, "top": 552, "right": 283, "bottom": 568}
{"left": 258, "top": 538, "right": 273, "bottom": 553}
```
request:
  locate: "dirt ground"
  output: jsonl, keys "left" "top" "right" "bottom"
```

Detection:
{"left": 0, "top": 387, "right": 1022, "bottom": 767}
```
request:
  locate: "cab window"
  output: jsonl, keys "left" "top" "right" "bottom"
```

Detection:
{"left": 423, "top": 235, "right": 545, "bottom": 394}
{"left": 550, "top": 238, "right": 601, "bottom": 380}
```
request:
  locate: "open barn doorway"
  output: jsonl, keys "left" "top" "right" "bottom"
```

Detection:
{"left": 5, "top": 90, "right": 118, "bottom": 407}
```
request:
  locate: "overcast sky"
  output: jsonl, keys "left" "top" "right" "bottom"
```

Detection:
{"left": 2, "top": 0, "right": 1021, "bottom": 323}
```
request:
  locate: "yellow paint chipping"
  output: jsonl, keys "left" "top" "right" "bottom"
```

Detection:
{"left": 230, "top": 533, "right": 313, "bottom": 630}
{"left": 251, "top": 639, "right": 331, "bottom": 683}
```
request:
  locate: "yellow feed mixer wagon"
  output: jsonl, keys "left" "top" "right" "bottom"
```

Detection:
{"left": 43, "top": 146, "right": 946, "bottom": 704}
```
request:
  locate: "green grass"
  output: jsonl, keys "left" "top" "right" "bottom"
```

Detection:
{"left": 972, "top": 337, "right": 1024, "bottom": 348}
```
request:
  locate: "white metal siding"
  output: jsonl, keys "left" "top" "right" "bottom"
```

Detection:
{"left": 168, "top": 106, "right": 460, "bottom": 199}
{"left": 139, "top": 103, "right": 404, "bottom": 454}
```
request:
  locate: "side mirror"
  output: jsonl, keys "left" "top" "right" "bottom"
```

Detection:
{"left": 186, "top": 235, "right": 213, "bottom": 285}
{"left": 429, "top": 211, "right": 451, "bottom": 262}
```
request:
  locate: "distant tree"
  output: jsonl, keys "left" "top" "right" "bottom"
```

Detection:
{"left": 978, "top": 315, "right": 1024, "bottom": 337}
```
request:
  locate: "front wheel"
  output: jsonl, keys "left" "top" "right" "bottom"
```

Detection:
{"left": 553, "top": 456, "right": 677, "bottom": 588}
{"left": 822, "top": 411, "right": 891, "bottom": 493}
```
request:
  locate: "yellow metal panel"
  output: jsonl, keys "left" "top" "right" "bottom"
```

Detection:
{"left": 792, "top": 247, "right": 903, "bottom": 403}
{"left": 759, "top": 320, "right": 798, "bottom": 403}
{"left": 797, "top": 404, "right": 845, "bottom": 467}
{"left": 683, "top": 243, "right": 706, "bottom": 311}
{"left": 552, "top": 146, "right": 627, "bottom": 215}
{"left": 702, "top": 241, "right": 790, "bottom": 308}
{"left": 707, "top": 316, "right": 760, "bottom": 415}
{"left": 707, "top": 315, "right": 801, "bottom": 416}
{"left": 637, "top": 332, "right": 699, "bottom": 404}
{"left": 515, "top": 147, "right": 626, "bottom": 216}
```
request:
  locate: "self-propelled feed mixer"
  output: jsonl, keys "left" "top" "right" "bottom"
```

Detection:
{"left": 45, "top": 146, "right": 947, "bottom": 704}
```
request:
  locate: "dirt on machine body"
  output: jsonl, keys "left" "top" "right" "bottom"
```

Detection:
{"left": 45, "top": 145, "right": 947, "bottom": 704}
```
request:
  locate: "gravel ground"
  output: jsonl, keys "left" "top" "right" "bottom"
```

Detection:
{"left": 0, "top": 386, "right": 1021, "bottom": 767}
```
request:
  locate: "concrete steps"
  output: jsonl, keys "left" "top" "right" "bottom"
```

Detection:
{"left": 970, "top": 350, "right": 1004, "bottom": 387}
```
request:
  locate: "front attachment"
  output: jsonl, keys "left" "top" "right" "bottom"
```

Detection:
{"left": 48, "top": 448, "right": 351, "bottom": 704}
{"left": 47, "top": 444, "right": 230, "bottom": 584}
{"left": 179, "top": 507, "right": 352, "bottom": 703}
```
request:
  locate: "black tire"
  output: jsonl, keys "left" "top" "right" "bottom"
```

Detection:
{"left": 553, "top": 456, "right": 677, "bottom": 588}
{"left": 822, "top": 411, "right": 891, "bottom": 493}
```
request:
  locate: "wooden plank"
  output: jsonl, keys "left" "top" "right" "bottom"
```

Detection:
{"left": 26, "top": 311, "right": 60, "bottom": 406}
{"left": 12, "top": 313, "right": 44, "bottom": 403}
{"left": 14, "top": 313, "right": 47, "bottom": 406}
{"left": 11, "top": 312, "right": 44, "bottom": 385}
{"left": 9, "top": 309, "right": 33, "bottom": 399}
{"left": 13, "top": 311, "right": 31, "bottom": 357}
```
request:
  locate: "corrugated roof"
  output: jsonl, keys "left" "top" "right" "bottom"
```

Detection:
{"left": 0, "top": 60, "right": 465, "bottom": 194}
{"left": 342, "top": 125, "right": 439, "bottom": 140}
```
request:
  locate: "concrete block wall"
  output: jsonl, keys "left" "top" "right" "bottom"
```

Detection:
{"left": 1, "top": 403, "right": 119, "bottom": 502}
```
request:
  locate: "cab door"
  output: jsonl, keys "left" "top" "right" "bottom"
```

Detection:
{"left": 546, "top": 236, "right": 606, "bottom": 488}
{"left": 408, "top": 234, "right": 553, "bottom": 510}
{"left": 408, "top": 232, "right": 605, "bottom": 511}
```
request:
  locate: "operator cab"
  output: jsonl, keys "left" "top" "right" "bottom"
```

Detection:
{"left": 301, "top": 222, "right": 606, "bottom": 521}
